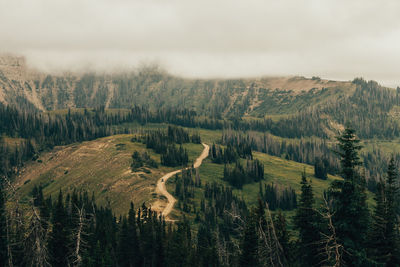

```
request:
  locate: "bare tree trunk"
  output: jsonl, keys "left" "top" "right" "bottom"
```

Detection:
{"left": 72, "top": 204, "right": 86, "bottom": 267}
{"left": 25, "top": 205, "right": 50, "bottom": 267}
{"left": 6, "top": 216, "right": 13, "bottom": 267}
{"left": 317, "top": 195, "right": 345, "bottom": 267}
{"left": 258, "top": 203, "right": 286, "bottom": 267}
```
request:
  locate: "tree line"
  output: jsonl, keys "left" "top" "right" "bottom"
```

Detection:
{"left": 0, "top": 127, "right": 399, "bottom": 266}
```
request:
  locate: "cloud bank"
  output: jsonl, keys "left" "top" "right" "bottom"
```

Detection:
{"left": 1, "top": 0, "right": 400, "bottom": 86}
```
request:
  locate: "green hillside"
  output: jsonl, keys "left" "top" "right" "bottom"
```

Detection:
{"left": 15, "top": 134, "right": 203, "bottom": 215}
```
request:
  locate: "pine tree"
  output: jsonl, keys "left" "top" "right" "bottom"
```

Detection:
{"left": 239, "top": 213, "right": 259, "bottom": 267}
{"left": 0, "top": 178, "right": 8, "bottom": 266}
{"left": 294, "top": 170, "right": 323, "bottom": 266}
{"left": 273, "top": 211, "right": 291, "bottom": 261}
{"left": 385, "top": 157, "right": 400, "bottom": 265}
{"left": 49, "top": 190, "right": 70, "bottom": 267}
{"left": 330, "top": 127, "right": 370, "bottom": 266}
{"left": 369, "top": 157, "right": 400, "bottom": 265}
{"left": 240, "top": 199, "right": 267, "bottom": 267}
{"left": 127, "top": 202, "right": 142, "bottom": 267}
{"left": 117, "top": 217, "right": 131, "bottom": 267}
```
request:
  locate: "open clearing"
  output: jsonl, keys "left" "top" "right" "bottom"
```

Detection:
{"left": 15, "top": 134, "right": 203, "bottom": 215}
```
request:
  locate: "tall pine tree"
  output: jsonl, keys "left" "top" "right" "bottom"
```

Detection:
{"left": 127, "top": 202, "right": 142, "bottom": 267}
{"left": 0, "top": 178, "right": 8, "bottom": 266}
{"left": 368, "top": 157, "right": 400, "bottom": 265}
{"left": 49, "top": 190, "right": 70, "bottom": 267}
{"left": 294, "top": 170, "right": 323, "bottom": 266}
{"left": 330, "top": 127, "right": 370, "bottom": 266}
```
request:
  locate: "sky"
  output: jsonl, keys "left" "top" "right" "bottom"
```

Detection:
{"left": 1, "top": 0, "right": 400, "bottom": 86}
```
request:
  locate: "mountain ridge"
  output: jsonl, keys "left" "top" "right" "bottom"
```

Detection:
{"left": 0, "top": 54, "right": 355, "bottom": 114}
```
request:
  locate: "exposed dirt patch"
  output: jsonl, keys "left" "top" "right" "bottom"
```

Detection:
{"left": 260, "top": 76, "right": 350, "bottom": 93}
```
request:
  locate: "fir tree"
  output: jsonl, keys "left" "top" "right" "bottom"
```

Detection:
{"left": 294, "top": 170, "right": 323, "bottom": 266}
{"left": 240, "top": 199, "right": 264, "bottom": 267}
{"left": 369, "top": 157, "right": 400, "bottom": 265}
{"left": 0, "top": 178, "right": 7, "bottom": 266}
{"left": 49, "top": 190, "right": 70, "bottom": 267}
{"left": 117, "top": 217, "right": 131, "bottom": 267}
{"left": 330, "top": 127, "right": 370, "bottom": 266}
{"left": 127, "top": 202, "right": 142, "bottom": 267}
{"left": 385, "top": 157, "right": 400, "bottom": 265}
{"left": 273, "top": 211, "right": 291, "bottom": 262}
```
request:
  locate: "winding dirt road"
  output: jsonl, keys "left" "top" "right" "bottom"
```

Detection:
{"left": 156, "top": 143, "right": 209, "bottom": 218}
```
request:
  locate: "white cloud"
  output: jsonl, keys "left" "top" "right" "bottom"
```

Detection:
{"left": 1, "top": 0, "right": 400, "bottom": 86}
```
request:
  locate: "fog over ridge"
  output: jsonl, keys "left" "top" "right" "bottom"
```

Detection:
{"left": 1, "top": 0, "right": 400, "bottom": 86}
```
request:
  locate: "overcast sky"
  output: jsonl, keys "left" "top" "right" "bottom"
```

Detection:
{"left": 1, "top": 0, "right": 400, "bottom": 86}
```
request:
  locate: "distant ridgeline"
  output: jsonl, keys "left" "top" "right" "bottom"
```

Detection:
{"left": 1, "top": 56, "right": 400, "bottom": 191}
{"left": 1, "top": 80, "right": 400, "bottom": 190}
{"left": 1, "top": 54, "right": 400, "bottom": 140}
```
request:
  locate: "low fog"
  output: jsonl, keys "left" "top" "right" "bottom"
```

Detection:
{"left": 1, "top": 0, "right": 400, "bottom": 86}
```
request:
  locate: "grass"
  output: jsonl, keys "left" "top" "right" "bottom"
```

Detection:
{"left": 168, "top": 148, "right": 376, "bottom": 226}
{"left": 165, "top": 151, "right": 342, "bottom": 222}
{"left": 13, "top": 121, "right": 377, "bottom": 218}
{"left": 195, "top": 152, "right": 340, "bottom": 207}
{"left": 15, "top": 134, "right": 203, "bottom": 215}
{"left": 362, "top": 139, "right": 400, "bottom": 154}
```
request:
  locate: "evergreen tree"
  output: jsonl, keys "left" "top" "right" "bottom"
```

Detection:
{"left": 49, "top": 190, "right": 70, "bottom": 267}
{"left": 239, "top": 214, "right": 258, "bottom": 267}
{"left": 127, "top": 202, "right": 142, "bottom": 267}
{"left": 330, "top": 127, "right": 370, "bottom": 266}
{"left": 117, "top": 217, "right": 131, "bottom": 267}
{"left": 368, "top": 157, "right": 400, "bottom": 265}
{"left": 196, "top": 224, "right": 219, "bottom": 267}
{"left": 0, "top": 178, "right": 8, "bottom": 267}
{"left": 385, "top": 157, "right": 400, "bottom": 266}
{"left": 273, "top": 211, "right": 291, "bottom": 262}
{"left": 314, "top": 156, "right": 328, "bottom": 180}
{"left": 294, "top": 170, "right": 323, "bottom": 266}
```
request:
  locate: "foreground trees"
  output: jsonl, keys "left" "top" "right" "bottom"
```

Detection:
{"left": 329, "top": 127, "right": 370, "bottom": 265}
{"left": 294, "top": 126, "right": 400, "bottom": 266}
{"left": 294, "top": 170, "right": 323, "bottom": 266}
{"left": 0, "top": 179, "right": 7, "bottom": 266}
{"left": 368, "top": 157, "right": 400, "bottom": 265}
{"left": 0, "top": 126, "right": 399, "bottom": 266}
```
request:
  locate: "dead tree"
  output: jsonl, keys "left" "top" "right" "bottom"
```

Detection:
{"left": 71, "top": 203, "right": 88, "bottom": 267}
{"left": 2, "top": 175, "right": 25, "bottom": 267}
{"left": 24, "top": 203, "right": 50, "bottom": 267}
{"left": 317, "top": 195, "right": 345, "bottom": 267}
{"left": 257, "top": 203, "right": 286, "bottom": 267}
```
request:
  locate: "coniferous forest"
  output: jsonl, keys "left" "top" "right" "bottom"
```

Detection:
{"left": 3, "top": 1, "right": 400, "bottom": 265}
{"left": 0, "top": 62, "right": 400, "bottom": 266}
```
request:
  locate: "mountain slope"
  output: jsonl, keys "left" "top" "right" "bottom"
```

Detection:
{"left": 15, "top": 134, "right": 204, "bottom": 215}
{"left": 0, "top": 55, "right": 354, "bottom": 116}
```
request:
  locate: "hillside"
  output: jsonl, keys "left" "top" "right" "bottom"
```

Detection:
{"left": 13, "top": 130, "right": 339, "bottom": 217}
{"left": 166, "top": 150, "right": 341, "bottom": 220}
{"left": 3, "top": 55, "right": 400, "bottom": 142}
{"left": 0, "top": 55, "right": 354, "bottom": 116}
{"left": 14, "top": 134, "right": 204, "bottom": 215}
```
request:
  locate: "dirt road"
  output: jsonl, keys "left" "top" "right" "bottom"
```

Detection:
{"left": 156, "top": 143, "right": 209, "bottom": 219}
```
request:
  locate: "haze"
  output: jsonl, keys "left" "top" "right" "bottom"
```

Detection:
{"left": 1, "top": 0, "right": 400, "bottom": 86}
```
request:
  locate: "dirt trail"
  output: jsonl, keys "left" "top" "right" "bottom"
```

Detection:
{"left": 156, "top": 143, "right": 209, "bottom": 219}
